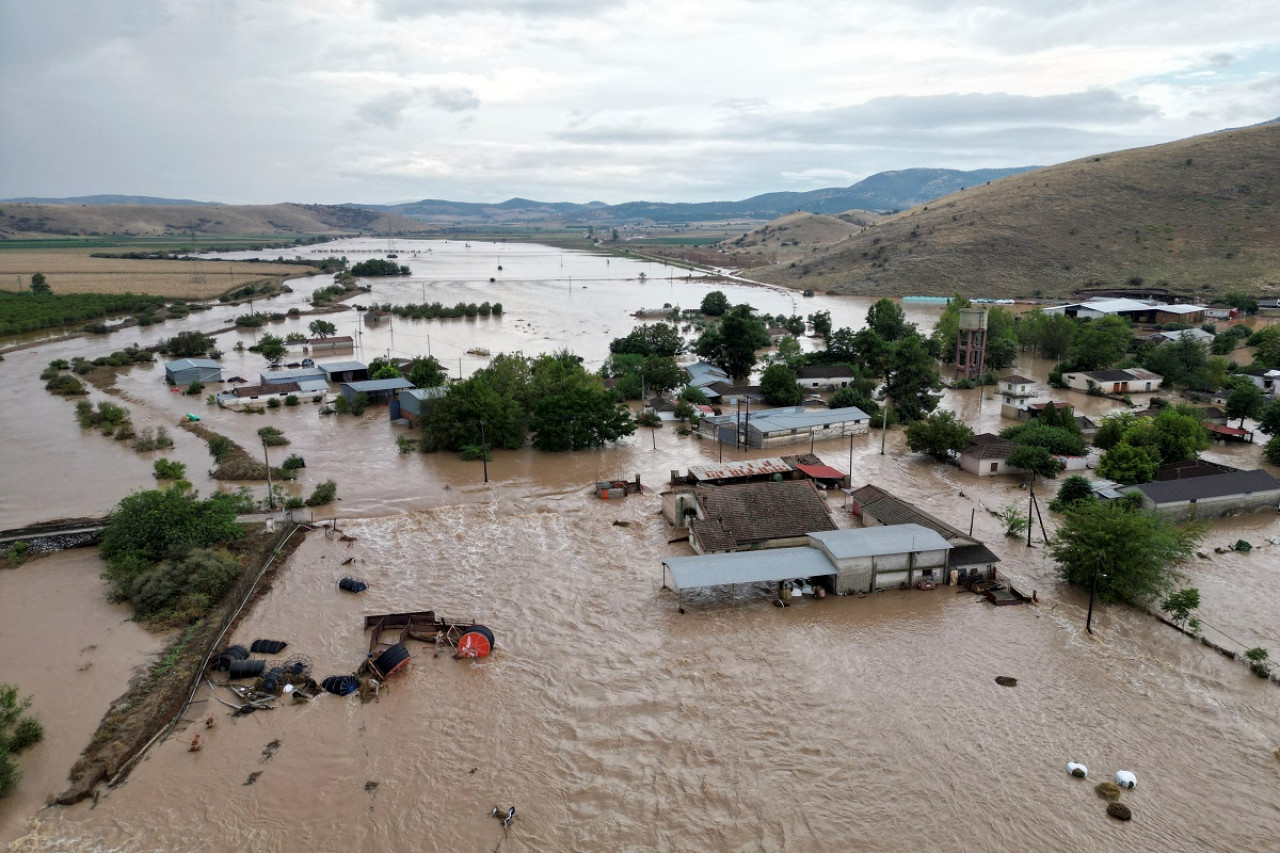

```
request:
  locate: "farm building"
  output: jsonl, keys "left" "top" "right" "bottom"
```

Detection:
{"left": 795, "top": 365, "right": 858, "bottom": 390}
{"left": 394, "top": 386, "right": 447, "bottom": 424}
{"left": 659, "top": 522, "right": 953, "bottom": 605}
{"left": 669, "top": 457, "right": 796, "bottom": 488}
{"left": 165, "top": 358, "right": 223, "bottom": 386}
{"left": 1124, "top": 469, "right": 1280, "bottom": 521}
{"left": 340, "top": 377, "right": 414, "bottom": 406}
{"left": 308, "top": 335, "right": 355, "bottom": 353}
{"left": 846, "top": 483, "right": 1000, "bottom": 580}
{"left": 1060, "top": 368, "right": 1163, "bottom": 395}
{"left": 261, "top": 366, "right": 327, "bottom": 387}
{"left": 671, "top": 480, "right": 837, "bottom": 554}
{"left": 1045, "top": 299, "right": 1205, "bottom": 325}
{"left": 1147, "top": 328, "right": 1214, "bottom": 347}
{"left": 1239, "top": 368, "right": 1280, "bottom": 396}
{"left": 319, "top": 360, "right": 370, "bottom": 383}
{"left": 696, "top": 406, "right": 870, "bottom": 449}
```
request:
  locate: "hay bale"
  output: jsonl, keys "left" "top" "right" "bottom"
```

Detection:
{"left": 1095, "top": 782, "right": 1122, "bottom": 800}
{"left": 995, "top": 676, "right": 1018, "bottom": 687}
{"left": 1106, "top": 802, "right": 1132, "bottom": 821}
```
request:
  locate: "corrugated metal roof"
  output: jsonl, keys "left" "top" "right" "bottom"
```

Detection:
{"left": 748, "top": 406, "right": 869, "bottom": 434}
{"left": 795, "top": 463, "right": 846, "bottom": 480}
{"left": 343, "top": 377, "right": 415, "bottom": 392}
{"left": 808, "top": 524, "right": 951, "bottom": 559}
{"left": 166, "top": 358, "right": 222, "bottom": 370}
{"left": 318, "top": 360, "right": 367, "bottom": 372}
{"left": 662, "top": 547, "right": 837, "bottom": 591}
{"left": 1133, "top": 469, "right": 1280, "bottom": 504}
{"left": 686, "top": 458, "right": 793, "bottom": 481}
{"left": 263, "top": 367, "right": 327, "bottom": 383}
{"left": 402, "top": 386, "right": 447, "bottom": 401}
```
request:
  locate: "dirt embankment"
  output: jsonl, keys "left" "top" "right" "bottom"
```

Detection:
{"left": 55, "top": 524, "right": 307, "bottom": 805}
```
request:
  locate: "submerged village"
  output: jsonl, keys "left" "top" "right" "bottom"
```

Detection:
{"left": 4, "top": 238, "right": 1280, "bottom": 850}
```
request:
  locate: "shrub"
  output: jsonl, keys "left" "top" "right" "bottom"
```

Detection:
{"left": 45, "top": 373, "right": 87, "bottom": 396}
{"left": 281, "top": 454, "right": 306, "bottom": 470}
{"left": 285, "top": 496, "right": 305, "bottom": 510}
{"left": 284, "top": 394, "right": 300, "bottom": 407}
{"left": 126, "top": 547, "right": 242, "bottom": 626}
{"left": 1, "top": 683, "right": 45, "bottom": 798}
{"left": 396, "top": 435, "right": 416, "bottom": 454}
{"left": 257, "top": 426, "right": 289, "bottom": 446}
{"left": 153, "top": 458, "right": 187, "bottom": 480}
{"left": 132, "top": 426, "right": 174, "bottom": 452}
{"left": 1000, "top": 504, "right": 1029, "bottom": 538}
{"left": 266, "top": 397, "right": 282, "bottom": 409}
{"left": 186, "top": 380, "right": 204, "bottom": 395}
{"left": 207, "top": 435, "right": 232, "bottom": 463}
{"left": 304, "top": 479, "right": 338, "bottom": 506}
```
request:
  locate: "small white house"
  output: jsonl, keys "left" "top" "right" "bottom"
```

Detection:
{"left": 1061, "top": 368, "right": 1163, "bottom": 395}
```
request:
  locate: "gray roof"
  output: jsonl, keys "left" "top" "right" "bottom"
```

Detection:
{"left": 343, "top": 377, "right": 415, "bottom": 392}
{"left": 318, "top": 360, "right": 367, "bottom": 373}
{"left": 1131, "top": 469, "right": 1280, "bottom": 504}
{"left": 690, "top": 481, "right": 836, "bottom": 552}
{"left": 662, "top": 547, "right": 837, "bottom": 591}
{"left": 166, "top": 358, "right": 221, "bottom": 370}
{"left": 808, "top": 524, "right": 951, "bottom": 559}
{"left": 796, "top": 365, "right": 856, "bottom": 379}
{"left": 748, "top": 406, "right": 869, "bottom": 434}
{"left": 401, "top": 386, "right": 447, "bottom": 401}
{"left": 263, "top": 367, "right": 327, "bottom": 383}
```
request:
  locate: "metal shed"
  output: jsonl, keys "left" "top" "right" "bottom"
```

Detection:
{"left": 340, "top": 377, "right": 414, "bottom": 405}
{"left": 261, "top": 366, "right": 327, "bottom": 386}
{"left": 661, "top": 547, "right": 837, "bottom": 608}
{"left": 165, "top": 358, "right": 223, "bottom": 386}
{"left": 807, "top": 524, "right": 951, "bottom": 594}
{"left": 319, "top": 360, "right": 369, "bottom": 384}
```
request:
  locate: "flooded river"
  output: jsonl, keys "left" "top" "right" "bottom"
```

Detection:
{"left": 3, "top": 240, "right": 1280, "bottom": 851}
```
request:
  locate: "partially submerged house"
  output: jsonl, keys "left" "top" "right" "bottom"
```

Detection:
{"left": 165, "top": 358, "right": 223, "bottom": 386}
{"left": 1046, "top": 298, "right": 1206, "bottom": 325}
{"left": 308, "top": 335, "right": 355, "bottom": 353}
{"left": 846, "top": 484, "right": 1000, "bottom": 580}
{"left": 696, "top": 405, "right": 870, "bottom": 449}
{"left": 1123, "top": 469, "right": 1280, "bottom": 521}
{"left": 660, "top": 522, "right": 953, "bottom": 605}
{"left": 672, "top": 480, "right": 837, "bottom": 554}
{"left": 262, "top": 366, "right": 327, "bottom": 387}
{"left": 1239, "top": 368, "right": 1280, "bottom": 397}
{"left": 394, "top": 386, "right": 447, "bottom": 424}
{"left": 669, "top": 457, "right": 797, "bottom": 487}
{"left": 1060, "top": 368, "right": 1163, "bottom": 395}
{"left": 1147, "top": 328, "right": 1214, "bottom": 347}
{"left": 959, "top": 433, "right": 1018, "bottom": 476}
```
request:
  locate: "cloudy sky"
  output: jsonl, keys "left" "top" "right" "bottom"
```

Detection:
{"left": 1, "top": 0, "right": 1276, "bottom": 206}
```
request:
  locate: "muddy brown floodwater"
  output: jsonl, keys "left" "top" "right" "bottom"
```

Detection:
{"left": 3, "top": 240, "right": 1280, "bottom": 851}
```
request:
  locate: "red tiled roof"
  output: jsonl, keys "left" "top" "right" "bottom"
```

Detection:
{"left": 795, "top": 463, "right": 846, "bottom": 480}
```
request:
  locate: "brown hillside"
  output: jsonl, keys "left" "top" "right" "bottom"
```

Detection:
{"left": 721, "top": 210, "right": 884, "bottom": 267}
{"left": 748, "top": 123, "right": 1280, "bottom": 301}
{"left": 0, "top": 202, "right": 433, "bottom": 239}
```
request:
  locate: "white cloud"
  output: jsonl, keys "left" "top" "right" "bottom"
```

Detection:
{"left": 1, "top": 0, "right": 1276, "bottom": 204}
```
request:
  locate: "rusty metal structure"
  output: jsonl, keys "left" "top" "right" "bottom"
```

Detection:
{"left": 954, "top": 307, "right": 988, "bottom": 381}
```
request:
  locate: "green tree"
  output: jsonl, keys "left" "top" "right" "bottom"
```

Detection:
{"left": 609, "top": 323, "right": 683, "bottom": 357}
{"left": 426, "top": 376, "right": 525, "bottom": 452}
{"left": 406, "top": 355, "right": 446, "bottom": 388}
{"left": 1007, "top": 444, "right": 1063, "bottom": 479}
{"left": 1160, "top": 587, "right": 1201, "bottom": 628}
{"left": 1065, "top": 315, "right": 1132, "bottom": 371}
{"left": 850, "top": 328, "right": 892, "bottom": 377}
{"left": 932, "top": 298, "right": 1018, "bottom": 371}
{"left": 159, "top": 330, "right": 215, "bottom": 358}
{"left": 766, "top": 335, "right": 805, "bottom": 369}
{"left": 29, "top": 273, "right": 51, "bottom": 295}
{"left": 1000, "top": 422, "right": 1087, "bottom": 457}
{"left": 1259, "top": 398, "right": 1280, "bottom": 436}
{"left": 828, "top": 380, "right": 880, "bottom": 419}
{"left": 308, "top": 319, "right": 338, "bottom": 338}
{"left": 1, "top": 683, "right": 44, "bottom": 798}
{"left": 1224, "top": 291, "right": 1259, "bottom": 315}
{"left": 1224, "top": 380, "right": 1265, "bottom": 427}
{"left": 700, "top": 291, "right": 730, "bottom": 316}
{"left": 529, "top": 386, "right": 636, "bottom": 451}
{"left": 1246, "top": 326, "right": 1280, "bottom": 367}
{"left": 1051, "top": 500, "right": 1203, "bottom": 606}
{"left": 1095, "top": 442, "right": 1160, "bottom": 484}
{"left": 1148, "top": 407, "right": 1210, "bottom": 463}
{"left": 1049, "top": 475, "right": 1096, "bottom": 512}
{"left": 1141, "top": 336, "right": 1209, "bottom": 389}
{"left": 1000, "top": 504, "right": 1029, "bottom": 538}
{"left": 866, "top": 298, "right": 912, "bottom": 341}
{"left": 372, "top": 364, "right": 402, "bottom": 380}
{"left": 695, "top": 305, "right": 769, "bottom": 381}
{"left": 807, "top": 310, "right": 832, "bottom": 339}
{"left": 760, "top": 363, "right": 803, "bottom": 406}
{"left": 881, "top": 332, "right": 942, "bottom": 422}
{"left": 1264, "top": 434, "right": 1280, "bottom": 466}
{"left": 1093, "top": 411, "right": 1137, "bottom": 450}
{"left": 1017, "top": 308, "right": 1077, "bottom": 360}
{"left": 904, "top": 410, "right": 975, "bottom": 462}
{"left": 255, "top": 333, "right": 287, "bottom": 366}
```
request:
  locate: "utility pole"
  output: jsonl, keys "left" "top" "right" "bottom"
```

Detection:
{"left": 848, "top": 432, "right": 854, "bottom": 489}
{"left": 262, "top": 438, "right": 275, "bottom": 510}
{"left": 880, "top": 399, "right": 890, "bottom": 456}
{"left": 1086, "top": 555, "right": 1103, "bottom": 634}
{"left": 480, "top": 420, "right": 489, "bottom": 483}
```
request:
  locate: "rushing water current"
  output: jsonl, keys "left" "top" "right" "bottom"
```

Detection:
{"left": 3, "top": 240, "right": 1279, "bottom": 851}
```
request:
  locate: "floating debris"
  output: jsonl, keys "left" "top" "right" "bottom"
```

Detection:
{"left": 213, "top": 645, "right": 249, "bottom": 672}
{"left": 321, "top": 675, "right": 361, "bottom": 696}
{"left": 339, "top": 577, "right": 368, "bottom": 593}
{"left": 1106, "top": 802, "right": 1132, "bottom": 821}
{"left": 250, "top": 639, "right": 288, "bottom": 654}
{"left": 244, "top": 772, "right": 262, "bottom": 786}
{"left": 1095, "top": 782, "right": 1122, "bottom": 800}
{"left": 1114, "top": 770, "right": 1137, "bottom": 789}
{"left": 364, "top": 781, "right": 379, "bottom": 795}
{"left": 259, "top": 739, "right": 281, "bottom": 763}
{"left": 1066, "top": 762, "right": 1088, "bottom": 779}
{"left": 995, "top": 676, "right": 1018, "bottom": 687}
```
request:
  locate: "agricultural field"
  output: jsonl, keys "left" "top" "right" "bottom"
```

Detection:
{"left": 0, "top": 248, "right": 321, "bottom": 301}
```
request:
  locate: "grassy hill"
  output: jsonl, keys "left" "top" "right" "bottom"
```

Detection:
{"left": 0, "top": 202, "right": 433, "bottom": 240}
{"left": 746, "top": 123, "right": 1280, "bottom": 301}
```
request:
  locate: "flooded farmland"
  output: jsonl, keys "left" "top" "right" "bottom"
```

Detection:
{"left": 3, "top": 240, "right": 1279, "bottom": 852}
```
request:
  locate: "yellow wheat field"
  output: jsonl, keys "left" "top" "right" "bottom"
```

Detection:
{"left": 0, "top": 250, "right": 319, "bottom": 299}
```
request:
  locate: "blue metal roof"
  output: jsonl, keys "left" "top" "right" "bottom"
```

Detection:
{"left": 318, "top": 360, "right": 367, "bottom": 373}
{"left": 166, "top": 358, "right": 221, "bottom": 370}
{"left": 662, "top": 547, "right": 836, "bottom": 591}
{"left": 808, "top": 524, "right": 950, "bottom": 559}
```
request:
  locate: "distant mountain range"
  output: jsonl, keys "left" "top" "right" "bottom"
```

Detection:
{"left": 3, "top": 167, "right": 1037, "bottom": 226}
{"left": 362, "top": 167, "right": 1037, "bottom": 224}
